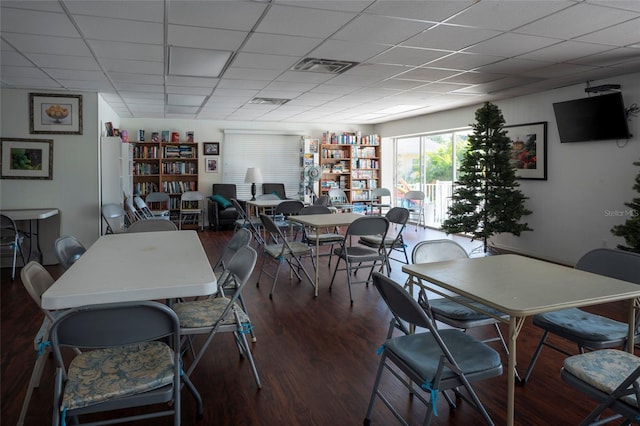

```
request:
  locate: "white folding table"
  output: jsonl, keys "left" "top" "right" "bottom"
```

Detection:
{"left": 1, "top": 208, "right": 59, "bottom": 263}
{"left": 42, "top": 230, "right": 217, "bottom": 310}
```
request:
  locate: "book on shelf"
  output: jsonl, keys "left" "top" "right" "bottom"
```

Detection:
{"left": 151, "top": 132, "right": 159, "bottom": 142}
{"left": 161, "top": 130, "right": 170, "bottom": 142}
{"left": 186, "top": 131, "right": 194, "bottom": 143}
{"left": 120, "top": 130, "right": 129, "bottom": 142}
{"left": 171, "top": 132, "right": 180, "bottom": 142}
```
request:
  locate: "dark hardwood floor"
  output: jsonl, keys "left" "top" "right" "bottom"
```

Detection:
{"left": 1, "top": 225, "right": 630, "bottom": 425}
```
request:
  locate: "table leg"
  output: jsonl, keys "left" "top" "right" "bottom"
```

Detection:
{"left": 314, "top": 231, "right": 320, "bottom": 297}
{"left": 507, "top": 316, "right": 527, "bottom": 426}
{"left": 628, "top": 298, "right": 639, "bottom": 352}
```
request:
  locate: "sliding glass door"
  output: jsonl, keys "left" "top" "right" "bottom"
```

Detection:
{"left": 394, "top": 130, "right": 470, "bottom": 227}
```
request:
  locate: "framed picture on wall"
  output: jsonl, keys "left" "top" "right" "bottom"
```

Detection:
{"left": 205, "top": 157, "right": 219, "bottom": 173}
{"left": 203, "top": 142, "right": 219, "bottom": 156}
{"left": 504, "top": 121, "right": 547, "bottom": 180}
{"left": 29, "top": 93, "right": 83, "bottom": 135}
{"left": 0, "top": 138, "right": 53, "bottom": 180}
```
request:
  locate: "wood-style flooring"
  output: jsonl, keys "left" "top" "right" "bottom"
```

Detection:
{"left": 1, "top": 225, "right": 632, "bottom": 425}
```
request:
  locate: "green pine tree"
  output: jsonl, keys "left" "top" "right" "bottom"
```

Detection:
{"left": 611, "top": 160, "right": 640, "bottom": 253}
{"left": 442, "top": 102, "right": 533, "bottom": 252}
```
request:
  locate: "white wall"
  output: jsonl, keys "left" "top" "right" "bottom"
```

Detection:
{"left": 375, "top": 71, "right": 640, "bottom": 265}
{"left": 1, "top": 88, "right": 101, "bottom": 263}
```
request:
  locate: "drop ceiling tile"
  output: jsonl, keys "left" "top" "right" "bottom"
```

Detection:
{"left": 26, "top": 53, "right": 100, "bottom": 71}
{"left": 263, "top": 81, "right": 317, "bottom": 92}
{"left": 114, "top": 82, "right": 164, "bottom": 93}
{"left": 364, "top": 1, "right": 474, "bottom": 21}
{"left": 167, "top": 94, "right": 206, "bottom": 106}
{"left": 168, "top": 1, "right": 266, "bottom": 31}
{"left": 3, "top": 33, "right": 93, "bottom": 56}
{"left": 521, "top": 63, "right": 597, "bottom": 78}
{"left": 475, "top": 58, "right": 553, "bottom": 75}
{"left": 588, "top": 0, "right": 640, "bottom": 12}
{"left": 275, "top": 71, "right": 335, "bottom": 84}
{"left": 75, "top": 15, "right": 162, "bottom": 44}
{"left": 166, "top": 86, "right": 214, "bottom": 96}
{"left": 448, "top": 1, "right": 571, "bottom": 31}
{"left": 332, "top": 15, "right": 434, "bottom": 45}
{"left": 223, "top": 67, "right": 283, "bottom": 81}
{"left": 66, "top": 0, "right": 164, "bottom": 22}
{"left": 568, "top": 47, "right": 640, "bottom": 67}
{"left": 464, "top": 33, "right": 559, "bottom": 57}
{"left": 441, "top": 72, "right": 503, "bottom": 85}
{"left": 402, "top": 25, "right": 501, "bottom": 51}
{"left": 59, "top": 79, "right": 115, "bottom": 91}
{"left": 231, "top": 52, "right": 298, "bottom": 71}
{"left": 90, "top": 40, "right": 163, "bottom": 62}
{"left": 518, "top": 41, "right": 615, "bottom": 62}
{"left": 165, "top": 76, "right": 218, "bottom": 87}
{"left": 394, "top": 67, "right": 459, "bottom": 82}
{"left": 308, "top": 39, "right": 389, "bottom": 62}
{"left": 255, "top": 89, "right": 303, "bottom": 99}
{"left": 373, "top": 79, "right": 428, "bottom": 90}
{"left": 1, "top": 8, "right": 80, "bottom": 37}
{"left": 217, "top": 79, "right": 270, "bottom": 90}
{"left": 414, "top": 82, "right": 471, "bottom": 93}
{"left": 168, "top": 25, "right": 247, "bottom": 51}
{"left": 45, "top": 68, "right": 108, "bottom": 81}
{"left": 243, "top": 33, "right": 322, "bottom": 56}
{"left": 1, "top": 50, "right": 33, "bottom": 66}
{"left": 346, "top": 63, "right": 408, "bottom": 78}
{"left": 368, "top": 47, "right": 449, "bottom": 67}
{"left": 120, "top": 92, "right": 165, "bottom": 101}
{"left": 1, "top": 1, "right": 64, "bottom": 13}
{"left": 109, "top": 72, "right": 164, "bottom": 84}
{"left": 426, "top": 52, "right": 504, "bottom": 70}
{"left": 576, "top": 17, "right": 640, "bottom": 46}
{"left": 101, "top": 58, "right": 164, "bottom": 74}
{"left": 517, "top": 3, "right": 637, "bottom": 39}
{"left": 1, "top": 65, "right": 50, "bottom": 78}
{"left": 255, "top": 4, "right": 356, "bottom": 38}
{"left": 212, "top": 88, "right": 260, "bottom": 98}
{"left": 0, "top": 75, "right": 61, "bottom": 88}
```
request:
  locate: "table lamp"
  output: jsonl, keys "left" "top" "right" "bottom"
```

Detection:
{"left": 244, "top": 167, "right": 263, "bottom": 201}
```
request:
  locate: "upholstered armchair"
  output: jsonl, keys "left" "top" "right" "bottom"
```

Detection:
{"left": 208, "top": 184, "right": 242, "bottom": 231}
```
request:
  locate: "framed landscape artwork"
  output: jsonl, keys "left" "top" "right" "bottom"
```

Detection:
{"left": 29, "top": 93, "right": 83, "bottom": 135}
{"left": 203, "top": 142, "right": 219, "bottom": 156}
{"left": 1, "top": 138, "right": 53, "bottom": 180}
{"left": 504, "top": 121, "right": 547, "bottom": 180}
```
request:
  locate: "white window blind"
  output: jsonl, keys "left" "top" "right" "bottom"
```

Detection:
{"left": 222, "top": 131, "right": 302, "bottom": 200}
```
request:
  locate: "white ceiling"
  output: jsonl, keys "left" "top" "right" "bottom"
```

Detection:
{"left": 2, "top": 0, "right": 640, "bottom": 124}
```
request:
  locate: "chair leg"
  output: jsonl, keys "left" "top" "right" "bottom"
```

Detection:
{"left": 236, "top": 321, "right": 262, "bottom": 389}
{"left": 522, "top": 330, "right": 549, "bottom": 383}
{"left": 269, "top": 260, "right": 283, "bottom": 299}
{"left": 181, "top": 373, "right": 203, "bottom": 419}
{"left": 364, "top": 353, "right": 387, "bottom": 424}
{"left": 17, "top": 349, "right": 49, "bottom": 426}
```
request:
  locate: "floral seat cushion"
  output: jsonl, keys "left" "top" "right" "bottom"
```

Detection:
{"left": 173, "top": 297, "right": 250, "bottom": 328}
{"left": 62, "top": 341, "right": 174, "bottom": 411}
{"left": 563, "top": 349, "right": 640, "bottom": 407}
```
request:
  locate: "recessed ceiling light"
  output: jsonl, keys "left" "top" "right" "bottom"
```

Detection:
{"left": 249, "top": 97, "right": 290, "bottom": 105}
{"left": 291, "top": 58, "right": 359, "bottom": 74}
{"left": 168, "top": 46, "right": 232, "bottom": 78}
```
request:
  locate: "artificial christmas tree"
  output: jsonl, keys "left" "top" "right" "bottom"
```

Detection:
{"left": 442, "top": 102, "right": 532, "bottom": 252}
{"left": 611, "top": 160, "right": 640, "bottom": 253}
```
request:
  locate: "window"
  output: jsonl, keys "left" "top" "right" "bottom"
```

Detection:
{"left": 222, "top": 131, "right": 301, "bottom": 200}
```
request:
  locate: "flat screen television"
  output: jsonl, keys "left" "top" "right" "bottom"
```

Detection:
{"left": 553, "top": 92, "right": 631, "bottom": 143}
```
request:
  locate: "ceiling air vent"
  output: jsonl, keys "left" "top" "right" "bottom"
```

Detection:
{"left": 248, "top": 97, "right": 291, "bottom": 105}
{"left": 291, "top": 58, "right": 359, "bottom": 74}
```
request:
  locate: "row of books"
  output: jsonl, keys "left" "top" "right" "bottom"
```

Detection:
{"left": 133, "top": 145, "right": 159, "bottom": 159}
{"left": 321, "top": 131, "right": 380, "bottom": 145}
{"left": 352, "top": 146, "right": 377, "bottom": 158}
{"left": 134, "top": 182, "right": 159, "bottom": 196}
{"left": 351, "top": 179, "right": 378, "bottom": 189}
{"left": 163, "top": 146, "right": 195, "bottom": 158}
{"left": 352, "top": 169, "right": 379, "bottom": 179}
{"left": 351, "top": 159, "right": 379, "bottom": 169}
{"left": 133, "top": 163, "right": 159, "bottom": 176}
{"left": 162, "top": 162, "right": 197, "bottom": 175}
{"left": 321, "top": 148, "right": 347, "bottom": 159}
{"left": 351, "top": 190, "right": 372, "bottom": 201}
{"left": 162, "top": 181, "right": 197, "bottom": 194}
{"left": 147, "top": 130, "right": 195, "bottom": 143}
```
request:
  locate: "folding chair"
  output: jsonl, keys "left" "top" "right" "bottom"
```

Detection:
{"left": 18, "top": 261, "right": 69, "bottom": 426}
{"left": 523, "top": 248, "right": 640, "bottom": 383}
{"left": 409, "top": 239, "right": 511, "bottom": 363}
{"left": 369, "top": 187, "right": 392, "bottom": 216}
{"left": 299, "top": 205, "right": 344, "bottom": 268}
{"left": 272, "top": 199, "right": 304, "bottom": 239}
{"left": 561, "top": 349, "right": 640, "bottom": 425}
{"left": 101, "top": 203, "right": 128, "bottom": 234}
{"left": 364, "top": 273, "right": 503, "bottom": 426}
{"left": 49, "top": 300, "right": 202, "bottom": 426}
{"left": 404, "top": 190, "right": 425, "bottom": 230}
{"left": 126, "top": 219, "right": 178, "bottom": 233}
{"left": 144, "top": 191, "right": 171, "bottom": 219}
{"left": 230, "top": 198, "right": 264, "bottom": 246}
{"left": 359, "top": 207, "right": 409, "bottom": 272}
{"left": 179, "top": 191, "right": 204, "bottom": 231}
{"left": 329, "top": 216, "right": 389, "bottom": 305}
{"left": 54, "top": 235, "right": 86, "bottom": 270}
{"left": 133, "top": 195, "right": 154, "bottom": 219}
{"left": 173, "top": 246, "right": 261, "bottom": 388}
{"left": 328, "top": 188, "right": 354, "bottom": 212}
{"left": 1, "top": 213, "right": 25, "bottom": 280}
{"left": 256, "top": 213, "right": 315, "bottom": 299}
{"left": 124, "top": 196, "right": 145, "bottom": 223}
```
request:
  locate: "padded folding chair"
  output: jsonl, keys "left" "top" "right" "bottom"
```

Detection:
{"left": 272, "top": 199, "right": 304, "bottom": 239}
{"left": 54, "top": 235, "right": 86, "bottom": 270}
{"left": 313, "top": 195, "right": 330, "bottom": 206}
{"left": 18, "top": 261, "right": 70, "bottom": 426}
{"left": 1, "top": 213, "right": 25, "bottom": 280}
{"left": 133, "top": 195, "right": 154, "bottom": 219}
{"left": 179, "top": 191, "right": 204, "bottom": 231}
{"left": 124, "top": 196, "right": 145, "bottom": 223}
{"left": 49, "top": 300, "right": 202, "bottom": 426}
{"left": 173, "top": 246, "right": 261, "bottom": 388}
{"left": 359, "top": 207, "right": 409, "bottom": 272}
{"left": 101, "top": 203, "right": 128, "bottom": 234}
{"left": 299, "top": 205, "right": 345, "bottom": 268}
{"left": 369, "top": 187, "right": 392, "bottom": 216}
{"left": 523, "top": 248, "right": 640, "bottom": 383}
{"left": 561, "top": 349, "right": 640, "bottom": 425}
{"left": 231, "top": 198, "right": 264, "bottom": 246}
{"left": 126, "top": 219, "right": 178, "bottom": 233}
{"left": 211, "top": 228, "right": 255, "bottom": 341}
{"left": 409, "top": 239, "right": 511, "bottom": 362}
{"left": 328, "top": 188, "right": 354, "bottom": 212}
{"left": 144, "top": 192, "right": 171, "bottom": 219}
{"left": 329, "top": 216, "right": 389, "bottom": 305}
{"left": 364, "top": 273, "right": 503, "bottom": 426}
{"left": 404, "top": 190, "right": 426, "bottom": 230}
{"left": 256, "top": 213, "right": 315, "bottom": 299}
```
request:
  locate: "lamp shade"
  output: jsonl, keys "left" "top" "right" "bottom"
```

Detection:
{"left": 244, "top": 167, "right": 263, "bottom": 183}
